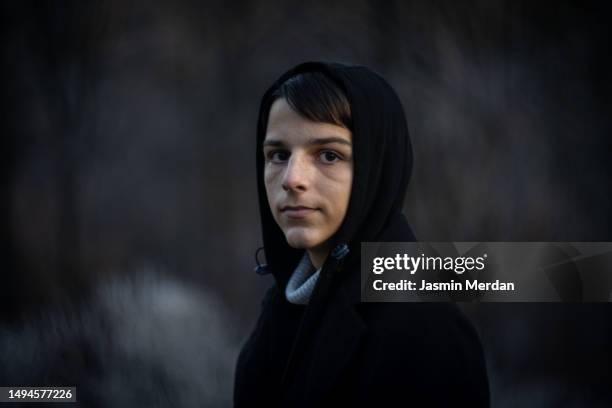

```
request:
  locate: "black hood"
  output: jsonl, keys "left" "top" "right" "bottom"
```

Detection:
{"left": 255, "top": 61, "right": 415, "bottom": 289}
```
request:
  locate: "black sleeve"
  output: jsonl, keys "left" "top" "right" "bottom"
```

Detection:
{"left": 233, "top": 285, "right": 278, "bottom": 407}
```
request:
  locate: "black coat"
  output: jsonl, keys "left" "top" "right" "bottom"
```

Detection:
{"left": 235, "top": 62, "right": 490, "bottom": 407}
{"left": 235, "top": 214, "right": 490, "bottom": 407}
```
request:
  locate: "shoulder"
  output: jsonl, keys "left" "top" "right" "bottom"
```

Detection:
{"left": 357, "top": 302, "right": 477, "bottom": 340}
{"left": 354, "top": 302, "right": 486, "bottom": 369}
{"left": 260, "top": 284, "right": 279, "bottom": 308}
{"left": 352, "top": 302, "right": 490, "bottom": 406}
{"left": 355, "top": 302, "right": 485, "bottom": 364}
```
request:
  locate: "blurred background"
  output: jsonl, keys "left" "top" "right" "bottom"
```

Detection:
{"left": 2, "top": 0, "right": 611, "bottom": 406}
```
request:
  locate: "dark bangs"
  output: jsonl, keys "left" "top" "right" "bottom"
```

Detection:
{"left": 271, "top": 71, "right": 352, "bottom": 129}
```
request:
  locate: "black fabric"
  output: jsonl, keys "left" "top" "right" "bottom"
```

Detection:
{"left": 235, "top": 62, "right": 490, "bottom": 407}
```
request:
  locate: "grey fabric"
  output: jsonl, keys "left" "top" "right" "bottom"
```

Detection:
{"left": 285, "top": 253, "right": 321, "bottom": 305}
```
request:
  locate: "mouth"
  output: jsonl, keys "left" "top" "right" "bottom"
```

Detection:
{"left": 280, "top": 205, "right": 318, "bottom": 219}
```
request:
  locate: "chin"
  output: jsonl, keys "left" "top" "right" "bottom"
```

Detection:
{"left": 283, "top": 228, "right": 325, "bottom": 250}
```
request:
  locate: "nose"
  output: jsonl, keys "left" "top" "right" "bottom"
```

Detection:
{"left": 281, "top": 154, "right": 310, "bottom": 192}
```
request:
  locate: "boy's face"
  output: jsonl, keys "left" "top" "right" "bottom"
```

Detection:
{"left": 263, "top": 98, "right": 353, "bottom": 255}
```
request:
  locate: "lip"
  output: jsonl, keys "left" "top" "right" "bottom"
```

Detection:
{"left": 280, "top": 206, "right": 317, "bottom": 219}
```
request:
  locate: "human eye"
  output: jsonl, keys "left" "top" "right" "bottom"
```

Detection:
{"left": 266, "top": 149, "right": 290, "bottom": 163}
{"left": 318, "top": 150, "right": 342, "bottom": 164}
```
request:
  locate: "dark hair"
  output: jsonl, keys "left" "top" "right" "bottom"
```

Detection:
{"left": 270, "top": 71, "right": 352, "bottom": 129}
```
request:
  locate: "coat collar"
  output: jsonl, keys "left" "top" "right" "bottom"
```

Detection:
{"left": 280, "top": 256, "right": 366, "bottom": 404}
{"left": 300, "top": 280, "right": 366, "bottom": 404}
{"left": 276, "top": 213, "right": 415, "bottom": 402}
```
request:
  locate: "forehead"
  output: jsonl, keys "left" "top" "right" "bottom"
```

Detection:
{"left": 265, "top": 98, "right": 351, "bottom": 143}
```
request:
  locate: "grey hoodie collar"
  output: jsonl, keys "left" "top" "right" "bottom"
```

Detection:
{"left": 285, "top": 253, "right": 321, "bottom": 305}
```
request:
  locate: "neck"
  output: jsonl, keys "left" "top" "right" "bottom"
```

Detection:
{"left": 307, "top": 246, "right": 330, "bottom": 269}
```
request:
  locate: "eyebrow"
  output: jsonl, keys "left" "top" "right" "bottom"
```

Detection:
{"left": 263, "top": 137, "right": 352, "bottom": 147}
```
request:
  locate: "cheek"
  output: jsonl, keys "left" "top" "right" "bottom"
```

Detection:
{"left": 342, "top": 168, "right": 353, "bottom": 204}
{"left": 264, "top": 167, "right": 289, "bottom": 227}
{"left": 263, "top": 169, "right": 278, "bottom": 216}
{"left": 327, "top": 166, "right": 353, "bottom": 211}
{"left": 312, "top": 170, "right": 351, "bottom": 231}
{"left": 264, "top": 167, "right": 279, "bottom": 196}
{"left": 335, "top": 183, "right": 352, "bottom": 221}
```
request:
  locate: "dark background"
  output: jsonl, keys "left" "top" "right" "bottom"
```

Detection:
{"left": 2, "top": 0, "right": 611, "bottom": 406}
